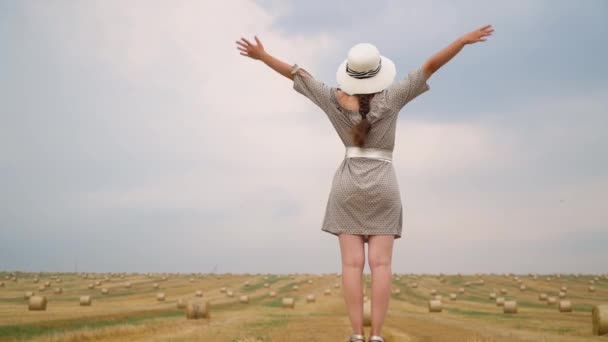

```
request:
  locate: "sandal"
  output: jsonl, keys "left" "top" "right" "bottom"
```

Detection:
{"left": 369, "top": 336, "right": 385, "bottom": 342}
{"left": 348, "top": 333, "right": 366, "bottom": 342}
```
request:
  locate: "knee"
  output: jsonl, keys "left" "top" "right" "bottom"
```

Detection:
{"left": 342, "top": 254, "right": 365, "bottom": 270}
{"left": 368, "top": 255, "right": 392, "bottom": 271}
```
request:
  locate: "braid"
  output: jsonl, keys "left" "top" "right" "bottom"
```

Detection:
{"left": 351, "top": 93, "right": 376, "bottom": 147}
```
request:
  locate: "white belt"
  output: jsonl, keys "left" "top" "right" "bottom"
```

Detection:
{"left": 345, "top": 147, "right": 393, "bottom": 163}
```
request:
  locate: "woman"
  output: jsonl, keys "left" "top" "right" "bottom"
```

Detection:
{"left": 236, "top": 24, "right": 493, "bottom": 342}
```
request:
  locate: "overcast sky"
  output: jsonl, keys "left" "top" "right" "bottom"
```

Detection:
{"left": 1, "top": 0, "right": 607, "bottom": 275}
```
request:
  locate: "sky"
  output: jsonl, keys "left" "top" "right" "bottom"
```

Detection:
{"left": 1, "top": 0, "right": 607, "bottom": 275}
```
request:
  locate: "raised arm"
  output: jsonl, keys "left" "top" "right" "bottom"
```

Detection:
{"left": 236, "top": 35, "right": 295, "bottom": 80}
{"left": 421, "top": 24, "right": 494, "bottom": 79}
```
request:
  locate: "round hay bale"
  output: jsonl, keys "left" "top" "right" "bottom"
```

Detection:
{"left": 489, "top": 292, "right": 497, "bottom": 300}
{"left": 334, "top": 282, "right": 340, "bottom": 289}
{"left": 264, "top": 283, "right": 269, "bottom": 288}
{"left": 411, "top": 282, "right": 418, "bottom": 288}
{"left": 589, "top": 280, "right": 595, "bottom": 285}
{"left": 80, "top": 295, "right": 92, "bottom": 306}
{"left": 393, "top": 288, "right": 401, "bottom": 295}
{"left": 185, "top": 300, "right": 210, "bottom": 319}
{"left": 44, "top": 281, "right": 50, "bottom": 287}
{"left": 363, "top": 299, "right": 371, "bottom": 326}
{"left": 500, "top": 288, "right": 507, "bottom": 295}
{"left": 434, "top": 294, "right": 443, "bottom": 301}
{"left": 157, "top": 293, "right": 166, "bottom": 301}
{"left": 281, "top": 297, "right": 295, "bottom": 308}
{"left": 292, "top": 285, "right": 299, "bottom": 291}
{"left": 269, "top": 291, "right": 276, "bottom": 297}
{"left": 428, "top": 299, "right": 442, "bottom": 313}
{"left": 306, "top": 294, "right": 316, "bottom": 303}
{"left": 430, "top": 289, "right": 437, "bottom": 295}
{"left": 153, "top": 283, "right": 159, "bottom": 289}
{"left": 589, "top": 286, "right": 596, "bottom": 292}
{"left": 88, "top": 283, "right": 95, "bottom": 289}
{"left": 503, "top": 300, "right": 517, "bottom": 314}
{"left": 33, "top": 278, "right": 39, "bottom": 283}
{"left": 519, "top": 285, "right": 526, "bottom": 291}
{"left": 220, "top": 287, "right": 226, "bottom": 293}
{"left": 24, "top": 291, "right": 34, "bottom": 300}
{"left": 38, "top": 285, "right": 45, "bottom": 292}
{"left": 28, "top": 295, "right": 47, "bottom": 311}
{"left": 450, "top": 293, "right": 457, "bottom": 300}
{"left": 559, "top": 291, "right": 566, "bottom": 298}
{"left": 195, "top": 290, "right": 203, "bottom": 297}
{"left": 308, "top": 279, "right": 313, "bottom": 284}
{"left": 324, "top": 289, "right": 331, "bottom": 295}
{"left": 53, "top": 287, "right": 63, "bottom": 294}
{"left": 95, "top": 280, "right": 101, "bottom": 286}
{"left": 592, "top": 304, "right": 608, "bottom": 336}
{"left": 478, "top": 279, "right": 485, "bottom": 285}
{"left": 244, "top": 281, "right": 250, "bottom": 287}
{"left": 539, "top": 293, "right": 548, "bottom": 301}
{"left": 561, "top": 286, "right": 568, "bottom": 292}
{"left": 125, "top": 282, "right": 131, "bottom": 288}
{"left": 240, "top": 295, "right": 249, "bottom": 304}
{"left": 226, "top": 290, "right": 234, "bottom": 297}
{"left": 558, "top": 300, "right": 572, "bottom": 312}
{"left": 101, "top": 288, "right": 109, "bottom": 295}
{"left": 547, "top": 296, "right": 557, "bottom": 305}
{"left": 496, "top": 297, "right": 505, "bottom": 306}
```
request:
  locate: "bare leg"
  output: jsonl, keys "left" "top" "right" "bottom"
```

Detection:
{"left": 367, "top": 234, "right": 395, "bottom": 336}
{"left": 338, "top": 233, "right": 366, "bottom": 335}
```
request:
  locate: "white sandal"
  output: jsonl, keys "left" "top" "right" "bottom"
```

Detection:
{"left": 348, "top": 333, "right": 366, "bottom": 342}
{"left": 369, "top": 335, "right": 385, "bottom": 342}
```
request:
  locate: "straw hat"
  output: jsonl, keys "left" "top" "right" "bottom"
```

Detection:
{"left": 336, "top": 43, "right": 396, "bottom": 95}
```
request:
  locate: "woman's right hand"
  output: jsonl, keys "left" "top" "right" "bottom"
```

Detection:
{"left": 460, "top": 25, "right": 494, "bottom": 45}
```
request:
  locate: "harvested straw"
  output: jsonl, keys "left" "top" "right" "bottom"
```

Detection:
{"left": 185, "top": 300, "right": 210, "bottom": 319}
{"left": 363, "top": 299, "right": 371, "bottom": 326}
{"left": 558, "top": 300, "right": 572, "bottom": 312}
{"left": 592, "top": 304, "right": 608, "bottom": 336}
{"left": 195, "top": 290, "right": 203, "bottom": 297}
{"left": 539, "top": 293, "right": 548, "bottom": 301}
{"left": 88, "top": 283, "right": 95, "bottom": 289}
{"left": 411, "top": 282, "right": 418, "bottom": 288}
{"left": 264, "top": 283, "right": 269, "bottom": 288}
{"left": 434, "top": 294, "right": 443, "bottom": 301}
{"left": 489, "top": 292, "right": 497, "bottom": 300}
{"left": 589, "top": 286, "right": 596, "bottom": 292}
{"left": 157, "top": 293, "right": 166, "bottom": 301}
{"left": 240, "top": 295, "right": 249, "bottom": 304}
{"left": 125, "top": 282, "right": 131, "bottom": 288}
{"left": 153, "top": 283, "right": 159, "bottom": 289}
{"left": 496, "top": 297, "right": 505, "bottom": 306}
{"left": 53, "top": 287, "right": 63, "bottom": 294}
{"left": 24, "top": 291, "right": 34, "bottom": 300}
{"left": 220, "top": 287, "right": 226, "bottom": 293}
{"left": 430, "top": 289, "right": 437, "bottom": 295}
{"left": 519, "top": 285, "right": 526, "bottom": 291}
{"left": 28, "top": 295, "right": 47, "bottom": 311}
{"left": 500, "top": 288, "right": 507, "bottom": 295}
{"left": 393, "top": 288, "right": 401, "bottom": 295}
{"left": 334, "top": 283, "right": 340, "bottom": 289}
{"left": 101, "top": 288, "right": 109, "bottom": 295}
{"left": 281, "top": 297, "right": 295, "bottom": 308}
{"left": 450, "top": 293, "right": 457, "bottom": 300}
{"left": 306, "top": 294, "right": 316, "bottom": 303}
{"left": 80, "top": 295, "right": 92, "bottom": 306}
{"left": 38, "top": 285, "right": 45, "bottom": 292}
{"left": 269, "top": 291, "right": 276, "bottom": 297}
{"left": 226, "top": 290, "right": 234, "bottom": 297}
{"left": 458, "top": 288, "right": 465, "bottom": 294}
{"left": 292, "top": 285, "right": 299, "bottom": 291}
{"left": 547, "top": 297, "right": 557, "bottom": 305}
{"left": 503, "top": 301, "right": 517, "bottom": 314}
{"left": 428, "top": 299, "right": 442, "bottom": 312}
{"left": 559, "top": 291, "right": 566, "bottom": 298}
{"left": 324, "top": 289, "right": 331, "bottom": 295}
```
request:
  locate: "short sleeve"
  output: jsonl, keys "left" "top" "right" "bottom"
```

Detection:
{"left": 291, "top": 64, "right": 332, "bottom": 111}
{"left": 384, "top": 66, "right": 430, "bottom": 111}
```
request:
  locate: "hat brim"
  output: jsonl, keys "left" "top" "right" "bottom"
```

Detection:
{"left": 336, "top": 55, "right": 396, "bottom": 95}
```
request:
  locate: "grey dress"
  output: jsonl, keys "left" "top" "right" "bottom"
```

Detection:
{"left": 291, "top": 63, "right": 430, "bottom": 243}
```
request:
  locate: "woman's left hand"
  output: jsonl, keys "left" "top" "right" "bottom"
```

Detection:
{"left": 236, "top": 35, "right": 266, "bottom": 60}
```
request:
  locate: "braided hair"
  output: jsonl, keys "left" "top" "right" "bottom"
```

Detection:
{"left": 351, "top": 93, "right": 376, "bottom": 147}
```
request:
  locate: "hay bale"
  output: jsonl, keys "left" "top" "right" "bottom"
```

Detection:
{"left": 269, "top": 291, "right": 276, "bottom": 297}
{"left": 434, "top": 294, "right": 443, "bottom": 301}
{"left": 306, "top": 294, "right": 316, "bottom": 303}
{"left": 195, "top": 290, "right": 203, "bottom": 297}
{"left": 28, "top": 295, "right": 47, "bottom": 311}
{"left": 24, "top": 291, "right": 34, "bottom": 300}
{"left": 125, "top": 282, "right": 132, "bottom": 288}
{"left": 185, "top": 300, "right": 210, "bottom": 319}
{"left": 558, "top": 300, "right": 572, "bottom": 312}
{"left": 489, "top": 292, "right": 497, "bottom": 300}
{"left": 324, "top": 289, "right": 331, "bottom": 295}
{"left": 226, "top": 290, "right": 234, "bottom": 297}
{"left": 157, "top": 293, "right": 166, "bottom": 301}
{"left": 561, "top": 286, "right": 568, "bottom": 292}
{"left": 53, "top": 287, "right": 63, "bottom": 294}
{"left": 101, "top": 288, "right": 109, "bottom": 295}
{"left": 539, "top": 293, "right": 547, "bottom": 301}
{"left": 153, "top": 283, "right": 159, "bottom": 289}
{"left": 334, "top": 282, "right": 340, "bottom": 289}
{"left": 220, "top": 287, "right": 226, "bottom": 293}
{"left": 239, "top": 295, "right": 249, "bottom": 304}
{"left": 411, "top": 282, "right": 418, "bottom": 288}
{"left": 559, "top": 291, "right": 566, "bottom": 298}
{"left": 547, "top": 296, "right": 557, "bottom": 305}
{"left": 519, "top": 285, "right": 526, "bottom": 291}
{"left": 428, "top": 299, "right": 442, "bottom": 312}
{"left": 458, "top": 288, "right": 465, "bottom": 294}
{"left": 363, "top": 299, "right": 371, "bottom": 326}
{"left": 496, "top": 297, "right": 505, "bottom": 306}
{"left": 88, "top": 283, "right": 95, "bottom": 289}
{"left": 38, "top": 285, "right": 46, "bottom": 292}
{"left": 264, "top": 283, "right": 269, "bottom": 288}
{"left": 592, "top": 304, "right": 608, "bottom": 336}
{"left": 281, "top": 297, "right": 295, "bottom": 308}
{"left": 589, "top": 286, "right": 596, "bottom": 292}
{"left": 503, "top": 300, "right": 517, "bottom": 314}
{"left": 430, "top": 289, "right": 437, "bottom": 295}
{"left": 80, "top": 295, "right": 92, "bottom": 306}
{"left": 500, "top": 288, "right": 507, "bottom": 295}
{"left": 450, "top": 293, "right": 457, "bottom": 300}
{"left": 393, "top": 288, "right": 401, "bottom": 295}
{"left": 308, "top": 279, "right": 313, "bottom": 284}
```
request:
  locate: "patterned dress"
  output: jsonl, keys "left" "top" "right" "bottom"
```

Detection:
{"left": 291, "top": 63, "right": 430, "bottom": 243}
